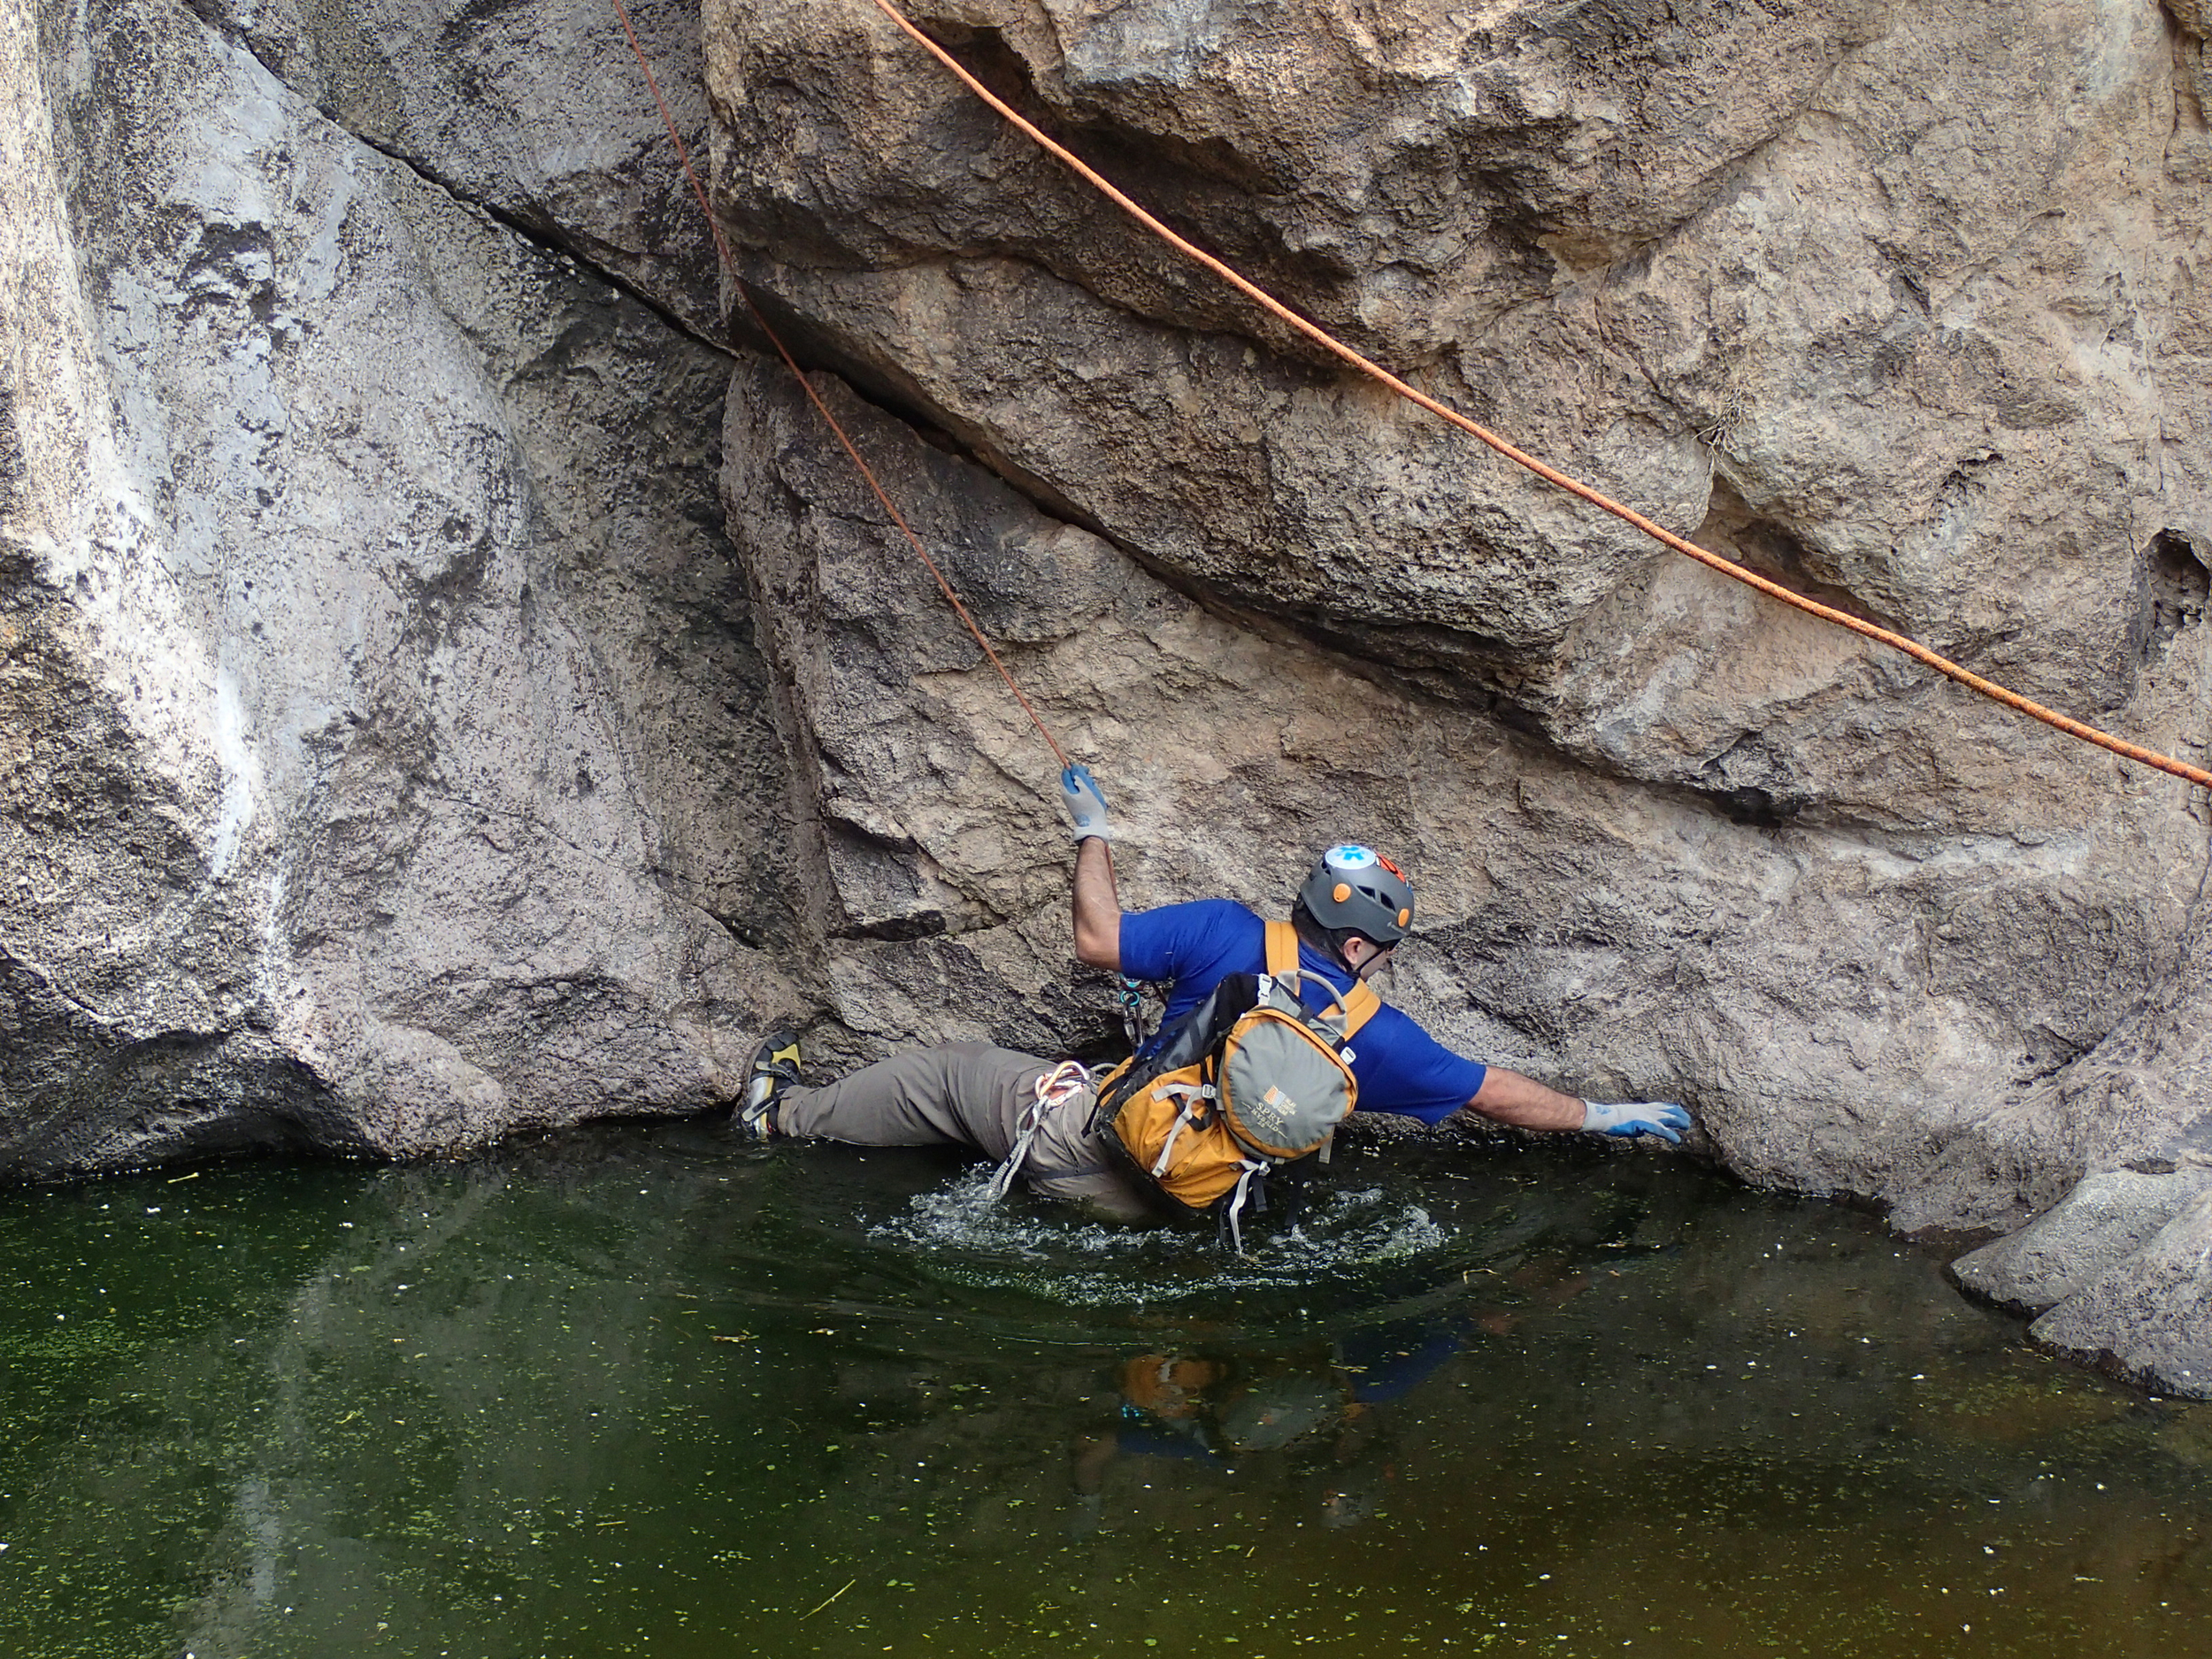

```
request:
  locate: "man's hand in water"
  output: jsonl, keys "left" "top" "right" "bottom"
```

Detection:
{"left": 1061, "top": 764, "right": 1113, "bottom": 842}
{"left": 1579, "top": 1101, "right": 1692, "bottom": 1143}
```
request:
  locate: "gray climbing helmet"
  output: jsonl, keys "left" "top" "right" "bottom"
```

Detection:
{"left": 1297, "top": 844, "right": 1415, "bottom": 946}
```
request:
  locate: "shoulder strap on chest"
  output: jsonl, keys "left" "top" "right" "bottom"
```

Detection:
{"left": 1340, "top": 979, "right": 1381, "bottom": 1040}
{"left": 1265, "top": 919, "right": 1384, "bottom": 1040}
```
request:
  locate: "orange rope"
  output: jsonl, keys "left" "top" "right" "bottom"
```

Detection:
{"left": 861, "top": 0, "right": 2212, "bottom": 795}
{"left": 606, "top": 0, "right": 1071, "bottom": 771}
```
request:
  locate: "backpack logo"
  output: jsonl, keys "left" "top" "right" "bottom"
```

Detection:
{"left": 1240, "top": 1082, "right": 1303, "bottom": 1146}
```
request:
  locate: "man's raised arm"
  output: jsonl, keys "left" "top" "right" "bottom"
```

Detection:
{"left": 1063, "top": 765, "right": 1121, "bottom": 971}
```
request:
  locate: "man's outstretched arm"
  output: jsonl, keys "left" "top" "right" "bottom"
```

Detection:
{"left": 1464, "top": 1071, "right": 1691, "bottom": 1142}
{"left": 1465, "top": 1068, "right": 1584, "bottom": 1131}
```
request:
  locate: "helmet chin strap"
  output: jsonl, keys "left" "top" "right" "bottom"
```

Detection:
{"left": 1340, "top": 938, "right": 1394, "bottom": 980}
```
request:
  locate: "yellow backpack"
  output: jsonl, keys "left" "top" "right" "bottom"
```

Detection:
{"left": 1090, "top": 921, "right": 1380, "bottom": 1248}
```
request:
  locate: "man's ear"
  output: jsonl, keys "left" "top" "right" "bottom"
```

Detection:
{"left": 1358, "top": 942, "right": 1397, "bottom": 981}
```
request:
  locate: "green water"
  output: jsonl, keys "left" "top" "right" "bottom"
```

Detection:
{"left": 4, "top": 1125, "right": 2208, "bottom": 1659}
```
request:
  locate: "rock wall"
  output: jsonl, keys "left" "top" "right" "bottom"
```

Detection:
{"left": 703, "top": 0, "right": 2212, "bottom": 1386}
{"left": 11, "top": 0, "right": 2212, "bottom": 1389}
{"left": 2, "top": 0, "right": 804, "bottom": 1173}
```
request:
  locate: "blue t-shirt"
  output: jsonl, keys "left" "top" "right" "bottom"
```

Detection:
{"left": 1116, "top": 900, "right": 1486, "bottom": 1125}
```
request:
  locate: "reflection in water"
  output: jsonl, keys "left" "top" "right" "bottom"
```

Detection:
{"left": 3, "top": 1123, "right": 2209, "bottom": 1657}
{"left": 1076, "top": 1306, "right": 1523, "bottom": 1536}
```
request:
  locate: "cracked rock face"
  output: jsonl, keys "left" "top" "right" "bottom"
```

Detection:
{"left": 13, "top": 0, "right": 2212, "bottom": 1394}
{"left": 180, "top": 0, "right": 723, "bottom": 331}
{"left": 703, "top": 0, "right": 2212, "bottom": 1390}
{"left": 4, "top": 0, "right": 803, "bottom": 1172}
{"left": 709, "top": 0, "right": 2208, "bottom": 786}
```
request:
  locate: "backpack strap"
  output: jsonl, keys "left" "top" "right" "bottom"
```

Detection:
{"left": 1340, "top": 979, "right": 1380, "bottom": 1040}
{"left": 1266, "top": 919, "right": 1383, "bottom": 1040}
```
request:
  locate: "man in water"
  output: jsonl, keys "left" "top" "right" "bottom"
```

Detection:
{"left": 735, "top": 767, "right": 1689, "bottom": 1215}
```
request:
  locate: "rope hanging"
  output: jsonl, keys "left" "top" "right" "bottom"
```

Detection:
{"left": 860, "top": 0, "right": 2212, "bottom": 795}
{"left": 607, "top": 0, "right": 1071, "bottom": 772}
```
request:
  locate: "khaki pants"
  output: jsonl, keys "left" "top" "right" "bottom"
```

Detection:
{"left": 774, "top": 1041, "right": 1150, "bottom": 1218}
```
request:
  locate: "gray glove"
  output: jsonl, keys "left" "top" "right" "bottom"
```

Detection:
{"left": 1580, "top": 1100, "right": 1691, "bottom": 1143}
{"left": 1060, "top": 764, "right": 1113, "bottom": 842}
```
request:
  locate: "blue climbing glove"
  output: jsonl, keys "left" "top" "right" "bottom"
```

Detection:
{"left": 1060, "top": 764, "right": 1113, "bottom": 843}
{"left": 1580, "top": 1100, "right": 1691, "bottom": 1143}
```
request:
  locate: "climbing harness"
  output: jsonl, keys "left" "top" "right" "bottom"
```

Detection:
{"left": 1114, "top": 975, "right": 1150, "bottom": 1054}
{"left": 985, "top": 1057, "right": 1094, "bottom": 1201}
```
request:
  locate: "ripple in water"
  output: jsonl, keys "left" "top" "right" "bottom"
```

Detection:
{"left": 869, "top": 1165, "right": 1450, "bottom": 1304}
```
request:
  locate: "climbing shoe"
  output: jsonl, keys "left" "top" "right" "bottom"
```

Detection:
{"left": 735, "top": 1028, "right": 803, "bottom": 1139}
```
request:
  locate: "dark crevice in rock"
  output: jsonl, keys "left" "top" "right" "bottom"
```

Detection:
{"left": 925, "top": 12, "right": 1287, "bottom": 200}
{"left": 1696, "top": 476, "right": 1908, "bottom": 636}
{"left": 0, "top": 1028, "right": 348, "bottom": 1182}
{"left": 731, "top": 278, "right": 1140, "bottom": 557}
{"left": 730, "top": 242, "right": 1348, "bottom": 461}
{"left": 902, "top": 18, "right": 1364, "bottom": 323}
{"left": 728, "top": 281, "right": 1004, "bottom": 465}
{"left": 173, "top": 0, "right": 733, "bottom": 365}
{"left": 2012, "top": 1028, "right": 2097, "bottom": 1087}
{"left": 710, "top": 536, "right": 856, "bottom": 1000}
{"left": 1107, "top": 530, "right": 1962, "bottom": 841}
{"left": 1099, "top": 538, "right": 1886, "bottom": 839}
{"left": 748, "top": 342, "right": 1563, "bottom": 731}
{"left": 2134, "top": 527, "right": 2208, "bottom": 664}
{"left": 354, "top": 129, "right": 736, "bottom": 365}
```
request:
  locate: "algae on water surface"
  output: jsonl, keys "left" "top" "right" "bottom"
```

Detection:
{"left": 3, "top": 1125, "right": 2209, "bottom": 1658}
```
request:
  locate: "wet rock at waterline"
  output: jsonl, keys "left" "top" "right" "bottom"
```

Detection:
{"left": 2027, "top": 1186, "right": 2212, "bottom": 1399}
{"left": 11, "top": 0, "right": 2212, "bottom": 1396}
{"left": 2, "top": 0, "right": 804, "bottom": 1174}
{"left": 1951, "top": 1163, "right": 2212, "bottom": 1395}
{"left": 1953, "top": 1167, "right": 2212, "bottom": 1315}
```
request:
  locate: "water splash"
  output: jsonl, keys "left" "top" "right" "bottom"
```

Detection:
{"left": 867, "top": 1167, "right": 1452, "bottom": 1306}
